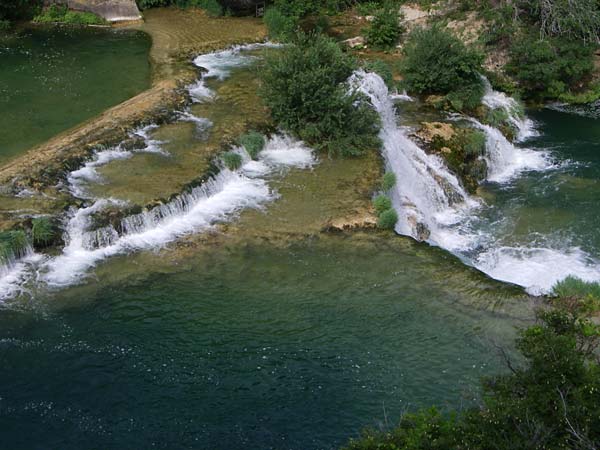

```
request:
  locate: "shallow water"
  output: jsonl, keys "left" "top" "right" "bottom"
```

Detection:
{"left": 0, "top": 25, "right": 151, "bottom": 161}
{"left": 0, "top": 235, "right": 529, "bottom": 450}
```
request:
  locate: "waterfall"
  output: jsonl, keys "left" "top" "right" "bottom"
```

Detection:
{"left": 0, "top": 246, "right": 41, "bottom": 301}
{"left": 355, "top": 70, "right": 600, "bottom": 294}
{"left": 352, "top": 71, "right": 477, "bottom": 246}
{"left": 41, "top": 135, "right": 315, "bottom": 287}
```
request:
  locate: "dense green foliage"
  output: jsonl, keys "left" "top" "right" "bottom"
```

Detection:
{"left": 0, "top": 230, "right": 28, "bottom": 264}
{"left": 33, "top": 5, "right": 107, "bottom": 25}
{"left": 381, "top": 172, "right": 396, "bottom": 191}
{"left": 507, "top": 35, "right": 594, "bottom": 100}
{"left": 136, "top": 0, "right": 223, "bottom": 15}
{"left": 364, "top": 3, "right": 403, "bottom": 50}
{"left": 264, "top": 6, "right": 297, "bottom": 41}
{"left": 401, "top": 25, "right": 484, "bottom": 110}
{"left": 0, "top": 0, "right": 41, "bottom": 21}
{"left": 259, "top": 32, "right": 381, "bottom": 157}
{"left": 238, "top": 131, "right": 265, "bottom": 160}
{"left": 342, "top": 292, "right": 600, "bottom": 450}
{"left": 31, "top": 217, "right": 56, "bottom": 248}
{"left": 519, "top": 0, "right": 600, "bottom": 44}
{"left": 221, "top": 151, "right": 242, "bottom": 170}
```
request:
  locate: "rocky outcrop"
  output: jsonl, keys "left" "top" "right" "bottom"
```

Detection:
{"left": 45, "top": 0, "right": 142, "bottom": 22}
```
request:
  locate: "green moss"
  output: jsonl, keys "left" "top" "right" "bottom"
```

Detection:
{"left": 372, "top": 194, "right": 392, "bottom": 214}
{"left": 377, "top": 208, "right": 398, "bottom": 230}
{"left": 238, "top": 131, "right": 266, "bottom": 160}
{"left": 221, "top": 151, "right": 243, "bottom": 171}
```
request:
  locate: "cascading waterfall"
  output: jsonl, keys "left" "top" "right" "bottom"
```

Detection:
{"left": 42, "top": 135, "right": 315, "bottom": 287}
{"left": 0, "top": 246, "right": 41, "bottom": 301}
{"left": 352, "top": 71, "right": 477, "bottom": 246}
{"left": 355, "top": 70, "right": 600, "bottom": 294}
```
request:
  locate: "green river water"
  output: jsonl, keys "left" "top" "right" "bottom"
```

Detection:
{"left": 0, "top": 29, "right": 598, "bottom": 450}
{"left": 0, "top": 26, "right": 151, "bottom": 161}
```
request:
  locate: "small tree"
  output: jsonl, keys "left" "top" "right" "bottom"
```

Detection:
{"left": 364, "top": 3, "right": 404, "bottom": 50}
{"left": 260, "top": 32, "right": 381, "bottom": 156}
{"left": 401, "top": 25, "right": 484, "bottom": 110}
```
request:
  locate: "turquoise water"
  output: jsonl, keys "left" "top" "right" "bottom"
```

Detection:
{"left": 0, "top": 236, "right": 527, "bottom": 449}
{"left": 0, "top": 26, "right": 151, "bottom": 161}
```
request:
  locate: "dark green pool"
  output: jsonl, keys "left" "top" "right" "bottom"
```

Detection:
{"left": 0, "top": 235, "right": 529, "bottom": 450}
{"left": 0, "top": 25, "right": 151, "bottom": 161}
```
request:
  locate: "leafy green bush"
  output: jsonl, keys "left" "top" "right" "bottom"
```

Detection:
{"left": 0, "top": 230, "right": 28, "bottom": 263}
{"left": 401, "top": 25, "right": 484, "bottom": 110}
{"left": 507, "top": 35, "right": 594, "bottom": 100}
{"left": 264, "top": 6, "right": 297, "bottom": 41}
{"left": 136, "top": 0, "right": 169, "bottom": 9}
{"left": 364, "top": 4, "right": 403, "bottom": 50}
{"left": 221, "top": 151, "right": 242, "bottom": 170}
{"left": 381, "top": 172, "right": 396, "bottom": 191}
{"left": 33, "top": 5, "right": 107, "bottom": 25}
{"left": 31, "top": 217, "right": 56, "bottom": 247}
{"left": 0, "top": 19, "right": 10, "bottom": 31}
{"left": 373, "top": 194, "right": 392, "bottom": 214}
{"left": 238, "top": 131, "right": 265, "bottom": 160}
{"left": 377, "top": 208, "right": 398, "bottom": 229}
{"left": 260, "top": 32, "right": 381, "bottom": 157}
{"left": 362, "top": 59, "right": 394, "bottom": 88}
{"left": 342, "top": 300, "right": 600, "bottom": 450}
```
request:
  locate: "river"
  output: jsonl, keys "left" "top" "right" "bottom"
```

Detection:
{"left": 0, "top": 37, "right": 597, "bottom": 450}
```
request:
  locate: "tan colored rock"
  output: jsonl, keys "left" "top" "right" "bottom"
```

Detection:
{"left": 343, "top": 36, "right": 366, "bottom": 48}
{"left": 415, "top": 122, "right": 456, "bottom": 144}
{"left": 45, "top": 0, "right": 142, "bottom": 22}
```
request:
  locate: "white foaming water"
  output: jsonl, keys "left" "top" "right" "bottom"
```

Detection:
{"left": 0, "top": 250, "right": 42, "bottom": 301}
{"left": 41, "top": 135, "right": 315, "bottom": 287}
{"left": 177, "top": 111, "right": 213, "bottom": 134}
{"left": 472, "top": 119, "right": 551, "bottom": 183}
{"left": 352, "top": 71, "right": 477, "bottom": 247}
{"left": 356, "top": 70, "right": 600, "bottom": 294}
{"left": 481, "top": 77, "right": 538, "bottom": 142}
{"left": 190, "top": 42, "right": 281, "bottom": 102}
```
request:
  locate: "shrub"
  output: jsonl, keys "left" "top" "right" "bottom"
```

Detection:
{"left": 362, "top": 59, "right": 394, "bottom": 89}
{"left": 0, "top": 19, "right": 10, "bottom": 31}
{"left": 260, "top": 32, "right": 381, "bottom": 157}
{"left": 0, "top": 0, "right": 42, "bottom": 21}
{"left": 0, "top": 230, "right": 28, "bottom": 263}
{"left": 356, "top": 1, "right": 383, "bottom": 16}
{"left": 401, "top": 25, "right": 484, "bottom": 109}
{"left": 342, "top": 300, "right": 600, "bottom": 450}
{"left": 33, "top": 5, "right": 107, "bottom": 25}
{"left": 221, "top": 151, "right": 242, "bottom": 170}
{"left": 372, "top": 194, "right": 392, "bottom": 214}
{"left": 377, "top": 208, "right": 398, "bottom": 229}
{"left": 31, "top": 217, "right": 56, "bottom": 247}
{"left": 508, "top": 35, "right": 594, "bottom": 100}
{"left": 264, "top": 6, "right": 297, "bottom": 42}
{"left": 381, "top": 172, "right": 396, "bottom": 190}
{"left": 364, "top": 4, "right": 403, "bottom": 50}
{"left": 238, "top": 131, "right": 265, "bottom": 160}
{"left": 519, "top": 0, "right": 600, "bottom": 43}
{"left": 553, "top": 276, "right": 600, "bottom": 301}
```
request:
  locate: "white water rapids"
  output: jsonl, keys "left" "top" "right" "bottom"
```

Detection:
{"left": 353, "top": 71, "right": 600, "bottom": 295}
